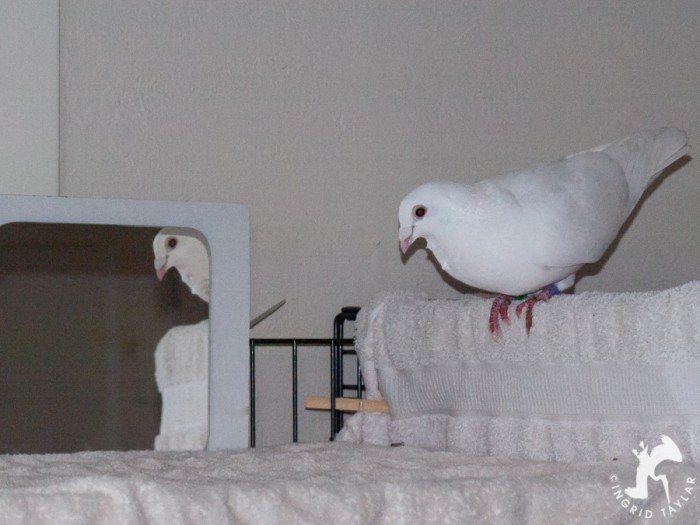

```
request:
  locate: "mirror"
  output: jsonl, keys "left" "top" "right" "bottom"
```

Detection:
{"left": 0, "top": 195, "right": 249, "bottom": 451}
{"left": 0, "top": 223, "right": 208, "bottom": 453}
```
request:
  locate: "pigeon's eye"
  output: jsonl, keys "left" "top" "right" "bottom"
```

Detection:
{"left": 167, "top": 237, "right": 178, "bottom": 249}
{"left": 413, "top": 205, "right": 427, "bottom": 219}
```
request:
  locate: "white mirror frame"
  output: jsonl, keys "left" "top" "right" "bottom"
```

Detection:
{"left": 0, "top": 194, "right": 250, "bottom": 450}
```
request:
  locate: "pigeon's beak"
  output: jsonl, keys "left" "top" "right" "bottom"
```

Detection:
{"left": 155, "top": 256, "right": 169, "bottom": 281}
{"left": 399, "top": 225, "right": 415, "bottom": 254}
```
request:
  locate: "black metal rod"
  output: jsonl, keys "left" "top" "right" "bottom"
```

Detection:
{"left": 249, "top": 340, "right": 256, "bottom": 448}
{"left": 248, "top": 338, "right": 352, "bottom": 346}
{"left": 330, "top": 337, "right": 337, "bottom": 441}
{"left": 335, "top": 341, "right": 343, "bottom": 432}
{"left": 356, "top": 356, "right": 362, "bottom": 399}
{"left": 292, "top": 339, "right": 298, "bottom": 443}
{"left": 331, "top": 307, "right": 360, "bottom": 438}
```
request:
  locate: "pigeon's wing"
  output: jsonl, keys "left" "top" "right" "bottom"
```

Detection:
{"left": 183, "top": 271, "right": 210, "bottom": 302}
{"left": 598, "top": 127, "right": 688, "bottom": 214}
{"left": 513, "top": 127, "right": 689, "bottom": 269}
{"left": 492, "top": 151, "right": 630, "bottom": 268}
{"left": 180, "top": 246, "right": 210, "bottom": 302}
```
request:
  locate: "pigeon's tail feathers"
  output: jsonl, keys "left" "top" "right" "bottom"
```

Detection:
{"left": 602, "top": 127, "right": 689, "bottom": 213}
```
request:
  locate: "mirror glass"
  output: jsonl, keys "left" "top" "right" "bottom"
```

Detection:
{"left": 0, "top": 223, "right": 208, "bottom": 453}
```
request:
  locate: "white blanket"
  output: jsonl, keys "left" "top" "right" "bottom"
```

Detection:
{"left": 2, "top": 442, "right": 699, "bottom": 524}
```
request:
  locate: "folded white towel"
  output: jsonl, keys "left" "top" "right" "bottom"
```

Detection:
{"left": 340, "top": 282, "right": 700, "bottom": 462}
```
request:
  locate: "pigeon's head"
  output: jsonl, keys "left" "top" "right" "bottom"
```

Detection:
{"left": 398, "top": 182, "right": 463, "bottom": 254}
{"left": 152, "top": 227, "right": 209, "bottom": 282}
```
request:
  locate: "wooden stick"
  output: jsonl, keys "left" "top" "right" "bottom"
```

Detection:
{"left": 304, "top": 396, "right": 389, "bottom": 414}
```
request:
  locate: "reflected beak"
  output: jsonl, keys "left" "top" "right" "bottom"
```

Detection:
{"left": 399, "top": 225, "right": 415, "bottom": 254}
{"left": 155, "top": 257, "right": 169, "bottom": 280}
{"left": 156, "top": 265, "right": 168, "bottom": 280}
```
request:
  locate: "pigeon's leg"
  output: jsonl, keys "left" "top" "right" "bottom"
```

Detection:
{"left": 515, "top": 284, "right": 561, "bottom": 335}
{"left": 489, "top": 294, "right": 513, "bottom": 337}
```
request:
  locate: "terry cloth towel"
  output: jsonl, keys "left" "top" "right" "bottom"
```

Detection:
{"left": 339, "top": 282, "right": 700, "bottom": 462}
{"left": 153, "top": 320, "right": 209, "bottom": 450}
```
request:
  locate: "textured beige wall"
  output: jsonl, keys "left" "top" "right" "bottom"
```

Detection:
{"left": 59, "top": 1, "right": 700, "bottom": 444}
{"left": 0, "top": 1, "right": 58, "bottom": 195}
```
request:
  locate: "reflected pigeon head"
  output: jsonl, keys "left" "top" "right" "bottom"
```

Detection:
{"left": 153, "top": 227, "right": 210, "bottom": 302}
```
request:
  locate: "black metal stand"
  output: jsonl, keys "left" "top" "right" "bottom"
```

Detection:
{"left": 248, "top": 306, "right": 360, "bottom": 448}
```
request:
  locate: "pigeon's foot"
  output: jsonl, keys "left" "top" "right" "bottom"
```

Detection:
{"left": 515, "top": 284, "right": 561, "bottom": 335}
{"left": 489, "top": 294, "right": 513, "bottom": 338}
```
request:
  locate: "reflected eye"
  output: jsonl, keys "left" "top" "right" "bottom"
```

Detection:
{"left": 413, "top": 205, "right": 427, "bottom": 218}
{"left": 167, "top": 237, "right": 178, "bottom": 249}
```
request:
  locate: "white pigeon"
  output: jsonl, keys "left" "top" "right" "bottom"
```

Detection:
{"left": 152, "top": 227, "right": 287, "bottom": 328}
{"left": 399, "top": 127, "right": 689, "bottom": 336}
{"left": 153, "top": 227, "right": 211, "bottom": 302}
